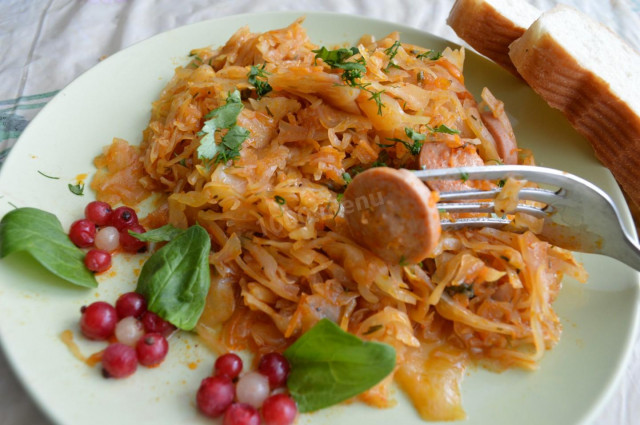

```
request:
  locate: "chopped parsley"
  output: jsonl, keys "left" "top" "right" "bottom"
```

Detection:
{"left": 399, "top": 255, "right": 409, "bottom": 266}
{"left": 336, "top": 193, "right": 344, "bottom": 203}
{"left": 363, "top": 324, "right": 383, "bottom": 335}
{"left": 497, "top": 179, "right": 506, "bottom": 188}
{"left": 427, "top": 124, "right": 460, "bottom": 135}
{"left": 37, "top": 170, "right": 59, "bottom": 179}
{"left": 416, "top": 50, "right": 442, "bottom": 61}
{"left": 275, "top": 195, "right": 286, "bottom": 205}
{"left": 197, "top": 90, "right": 250, "bottom": 164}
{"left": 460, "top": 172, "right": 470, "bottom": 182}
{"left": 366, "top": 88, "right": 386, "bottom": 115}
{"left": 371, "top": 150, "right": 389, "bottom": 168}
{"left": 382, "top": 127, "right": 426, "bottom": 155}
{"left": 313, "top": 46, "right": 386, "bottom": 115}
{"left": 444, "top": 283, "right": 475, "bottom": 298}
{"left": 384, "top": 40, "right": 401, "bottom": 71}
{"left": 247, "top": 64, "right": 272, "bottom": 99}
{"left": 313, "top": 46, "right": 366, "bottom": 86}
{"left": 68, "top": 183, "right": 84, "bottom": 196}
{"left": 342, "top": 172, "right": 353, "bottom": 185}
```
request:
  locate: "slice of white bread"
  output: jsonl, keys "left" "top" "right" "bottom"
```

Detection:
{"left": 447, "top": 0, "right": 540, "bottom": 75}
{"left": 509, "top": 5, "right": 640, "bottom": 205}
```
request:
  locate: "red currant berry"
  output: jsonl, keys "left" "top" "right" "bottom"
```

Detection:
{"left": 109, "top": 206, "right": 138, "bottom": 230}
{"left": 80, "top": 301, "right": 117, "bottom": 340}
{"left": 141, "top": 311, "right": 176, "bottom": 337}
{"left": 84, "top": 201, "right": 113, "bottom": 226}
{"left": 262, "top": 394, "right": 298, "bottom": 425}
{"left": 102, "top": 343, "right": 138, "bottom": 378}
{"left": 84, "top": 249, "right": 111, "bottom": 273}
{"left": 136, "top": 333, "right": 169, "bottom": 367}
{"left": 119, "top": 223, "right": 147, "bottom": 253}
{"left": 214, "top": 353, "right": 243, "bottom": 380}
{"left": 223, "top": 403, "right": 260, "bottom": 425}
{"left": 258, "top": 352, "right": 290, "bottom": 388}
{"left": 196, "top": 376, "right": 235, "bottom": 418}
{"left": 69, "top": 219, "right": 96, "bottom": 248}
{"left": 115, "top": 292, "right": 147, "bottom": 319}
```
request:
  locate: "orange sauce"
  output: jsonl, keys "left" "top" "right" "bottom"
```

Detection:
{"left": 59, "top": 330, "right": 105, "bottom": 367}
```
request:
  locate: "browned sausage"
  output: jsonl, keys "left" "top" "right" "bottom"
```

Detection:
{"left": 343, "top": 167, "right": 441, "bottom": 265}
{"left": 480, "top": 111, "right": 518, "bottom": 165}
{"left": 419, "top": 142, "right": 484, "bottom": 192}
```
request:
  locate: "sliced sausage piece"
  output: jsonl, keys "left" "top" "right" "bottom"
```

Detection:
{"left": 479, "top": 87, "right": 519, "bottom": 165}
{"left": 343, "top": 167, "right": 441, "bottom": 265}
{"left": 480, "top": 111, "right": 518, "bottom": 165}
{"left": 419, "top": 142, "right": 484, "bottom": 192}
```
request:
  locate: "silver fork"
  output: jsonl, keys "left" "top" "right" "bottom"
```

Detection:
{"left": 412, "top": 165, "right": 640, "bottom": 272}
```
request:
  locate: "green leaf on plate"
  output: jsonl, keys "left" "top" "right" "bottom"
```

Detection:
{"left": 0, "top": 207, "right": 97, "bottom": 288}
{"left": 129, "top": 224, "right": 184, "bottom": 242}
{"left": 135, "top": 224, "right": 211, "bottom": 330}
{"left": 284, "top": 318, "right": 396, "bottom": 413}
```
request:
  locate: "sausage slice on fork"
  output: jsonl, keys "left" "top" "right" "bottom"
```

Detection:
{"left": 343, "top": 167, "right": 441, "bottom": 265}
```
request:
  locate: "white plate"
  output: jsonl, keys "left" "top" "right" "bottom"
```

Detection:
{"left": 0, "top": 11, "right": 638, "bottom": 425}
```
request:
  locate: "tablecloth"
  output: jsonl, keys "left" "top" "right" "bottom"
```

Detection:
{"left": 1, "top": 1, "right": 639, "bottom": 424}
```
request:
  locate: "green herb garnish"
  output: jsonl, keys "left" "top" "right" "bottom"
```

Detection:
{"left": 383, "top": 127, "right": 426, "bottom": 155}
{"left": 313, "top": 46, "right": 386, "bottom": 115}
{"left": 399, "top": 255, "right": 409, "bottom": 266}
{"left": 68, "top": 183, "right": 84, "bottom": 196}
{"left": 342, "top": 172, "right": 352, "bottom": 185}
{"left": 275, "top": 195, "right": 286, "bottom": 205}
{"left": 384, "top": 40, "right": 401, "bottom": 71}
{"left": 197, "top": 90, "right": 250, "bottom": 164}
{"left": 371, "top": 150, "right": 389, "bottom": 168}
{"left": 497, "top": 179, "right": 506, "bottom": 188}
{"left": 444, "top": 283, "right": 475, "bottom": 299}
{"left": 247, "top": 64, "right": 272, "bottom": 99}
{"left": 363, "top": 324, "right": 383, "bottom": 335}
{"left": 0, "top": 208, "right": 97, "bottom": 288}
{"left": 416, "top": 50, "right": 442, "bottom": 61}
{"left": 460, "top": 172, "right": 470, "bottom": 182}
{"left": 37, "top": 171, "right": 59, "bottom": 179}
{"left": 135, "top": 225, "right": 211, "bottom": 331}
{"left": 129, "top": 224, "right": 184, "bottom": 243}
{"left": 427, "top": 124, "right": 460, "bottom": 135}
{"left": 284, "top": 319, "right": 396, "bottom": 413}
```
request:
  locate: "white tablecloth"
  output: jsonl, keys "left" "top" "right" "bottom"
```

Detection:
{"left": 1, "top": 1, "right": 640, "bottom": 424}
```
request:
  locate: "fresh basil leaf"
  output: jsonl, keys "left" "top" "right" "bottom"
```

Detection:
{"left": 284, "top": 318, "right": 396, "bottom": 413}
{"left": 129, "top": 224, "right": 184, "bottom": 242}
{"left": 0, "top": 207, "right": 97, "bottom": 288}
{"left": 135, "top": 224, "right": 210, "bottom": 331}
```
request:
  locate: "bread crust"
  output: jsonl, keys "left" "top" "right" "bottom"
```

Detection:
{"left": 510, "top": 31, "right": 640, "bottom": 205}
{"left": 447, "top": 0, "right": 526, "bottom": 75}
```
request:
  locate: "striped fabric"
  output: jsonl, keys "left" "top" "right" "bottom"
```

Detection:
{"left": 0, "top": 90, "right": 59, "bottom": 163}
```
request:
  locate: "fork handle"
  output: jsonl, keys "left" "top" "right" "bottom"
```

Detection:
{"left": 614, "top": 234, "right": 640, "bottom": 272}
